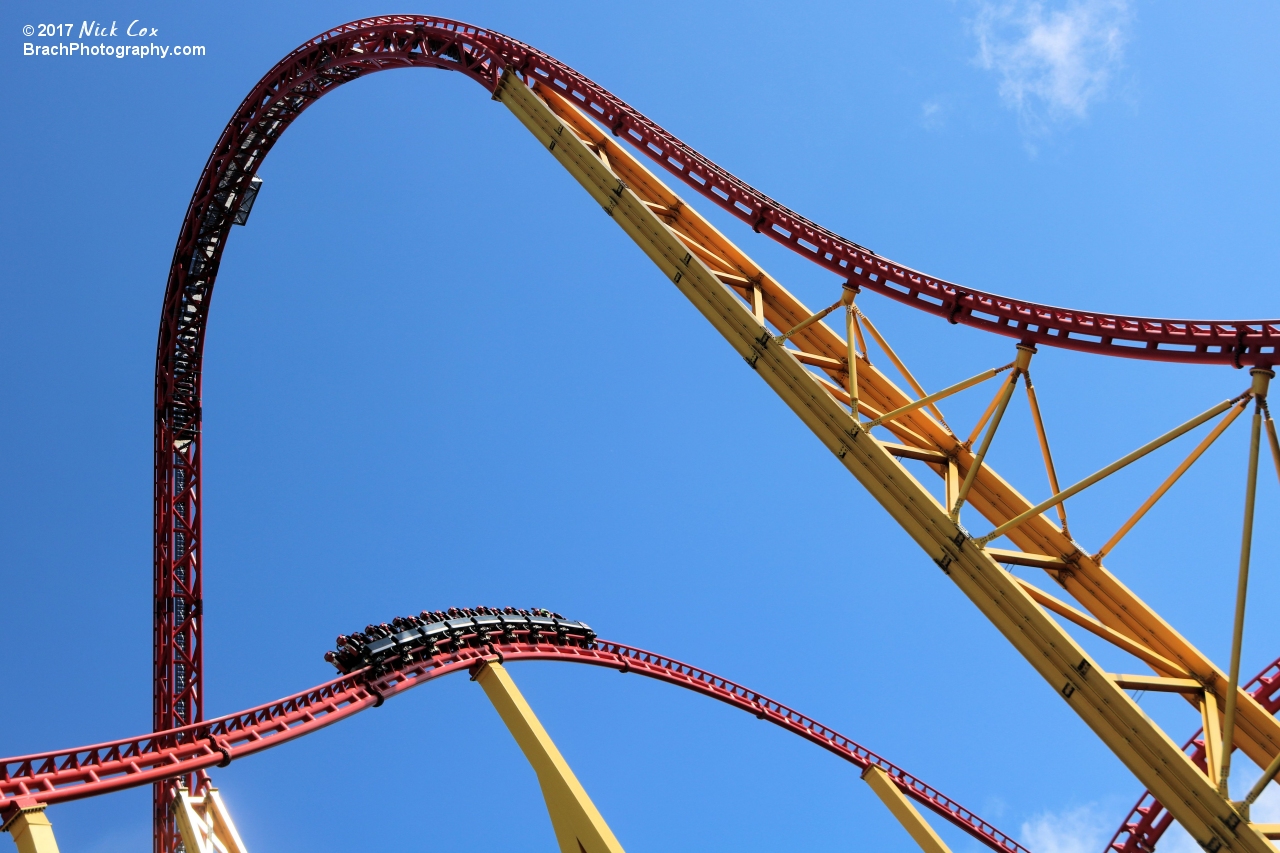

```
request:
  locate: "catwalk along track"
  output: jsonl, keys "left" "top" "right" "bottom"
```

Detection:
{"left": 18, "top": 12, "right": 1277, "bottom": 853}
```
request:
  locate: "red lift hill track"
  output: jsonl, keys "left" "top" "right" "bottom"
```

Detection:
{"left": 4, "top": 16, "right": 1280, "bottom": 853}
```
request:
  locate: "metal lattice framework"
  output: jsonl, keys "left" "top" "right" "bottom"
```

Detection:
{"left": 1111, "top": 656, "right": 1280, "bottom": 853}
{"left": 8, "top": 13, "right": 1274, "bottom": 853}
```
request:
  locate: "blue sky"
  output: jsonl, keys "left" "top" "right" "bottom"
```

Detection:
{"left": 2, "top": 2, "right": 1278, "bottom": 853}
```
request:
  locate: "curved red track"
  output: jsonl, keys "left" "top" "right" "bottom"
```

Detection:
{"left": 2, "top": 640, "right": 1029, "bottom": 853}
{"left": 139, "top": 15, "right": 1279, "bottom": 853}
{"left": 153, "top": 10, "right": 1280, "bottom": 749}
{"left": 1108, "top": 654, "right": 1280, "bottom": 853}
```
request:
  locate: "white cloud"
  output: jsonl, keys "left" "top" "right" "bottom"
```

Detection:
{"left": 972, "top": 0, "right": 1130, "bottom": 129}
{"left": 1015, "top": 780, "right": 1280, "bottom": 853}
{"left": 1019, "top": 804, "right": 1110, "bottom": 853}
{"left": 921, "top": 99, "right": 945, "bottom": 130}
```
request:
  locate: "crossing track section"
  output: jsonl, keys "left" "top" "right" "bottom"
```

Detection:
{"left": 2, "top": 640, "right": 1030, "bottom": 853}
{"left": 146, "top": 15, "right": 1280, "bottom": 853}
{"left": 1109, "top": 654, "right": 1280, "bottom": 853}
{"left": 153, "top": 11, "right": 1280, "bottom": 772}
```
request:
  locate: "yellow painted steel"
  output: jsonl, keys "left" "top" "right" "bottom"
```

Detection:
{"left": 1266, "top": 413, "right": 1280, "bottom": 487}
{"left": 1202, "top": 690, "right": 1223, "bottom": 789}
{"left": 1109, "top": 674, "right": 1203, "bottom": 693}
{"left": 987, "top": 548, "right": 1068, "bottom": 570}
{"left": 778, "top": 296, "right": 844, "bottom": 343}
{"left": 1094, "top": 400, "right": 1248, "bottom": 563}
{"left": 1012, "top": 577, "right": 1188, "bottom": 675}
{"left": 975, "top": 394, "right": 1241, "bottom": 547}
{"left": 173, "top": 785, "right": 250, "bottom": 853}
{"left": 1241, "top": 747, "right": 1280, "bottom": 816}
{"left": 475, "top": 661, "right": 625, "bottom": 853}
{"left": 861, "top": 765, "right": 953, "bottom": 853}
{"left": 866, "top": 361, "right": 1013, "bottom": 431}
{"left": 1, "top": 808, "right": 60, "bottom": 853}
{"left": 1220, "top": 369, "right": 1271, "bottom": 793}
{"left": 951, "top": 346, "right": 1032, "bottom": 521}
{"left": 965, "top": 378, "right": 1009, "bottom": 447}
{"left": 856, "top": 307, "right": 951, "bottom": 431}
{"left": 843, "top": 290, "right": 861, "bottom": 419}
{"left": 496, "top": 71, "right": 1278, "bottom": 853}
{"left": 1022, "top": 371, "right": 1070, "bottom": 536}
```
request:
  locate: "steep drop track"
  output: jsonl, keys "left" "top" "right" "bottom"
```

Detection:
{"left": 2, "top": 636, "right": 1030, "bottom": 853}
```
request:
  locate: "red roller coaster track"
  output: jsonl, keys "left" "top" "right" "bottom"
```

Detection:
{"left": 2, "top": 639, "right": 1030, "bottom": 853}
{"left": 143, "top": 15, "right": 1279, "bottom": 853}
{"left": 1109, "top": 654, "right": 1280, "bottom": 853}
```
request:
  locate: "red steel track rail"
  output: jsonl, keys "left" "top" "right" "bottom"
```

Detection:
{"left": 149, "top": 15, "right": 1280, "bottom": 853}
{"left": 3, "top": 641, "right": 1029, "bottom": 853}
{"left": 1108, "top": 654, "right": 1280, "bottom": 853}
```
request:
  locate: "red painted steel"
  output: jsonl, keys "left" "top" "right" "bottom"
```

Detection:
{"left": 1107, "top": 655, "right": 1280, "bottom": 853}
{"left": 150, "top": 16, "right": 1280, "bottom": 853}
{"left": 3, "top": 640, "right": 1027, "bottom": 853}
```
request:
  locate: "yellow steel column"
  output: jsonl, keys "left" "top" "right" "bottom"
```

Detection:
{"left": 498, "top": 76, "right": 1279, "bottom": 853}
{"left": 951, "top": 345, "right": 1032, "bottom": 521}
{"left": 2, "top": 807, "right": 61, "bottom": 853}
{"left": 1220, "top": 368, "right": 1272, "bottom": 793}
{"left": 843, "top": 285, "right": 860, "bottom": 419}
{"left": 173, "top": 784, "right": 251, "bottom": 853}
{"left": 861, "top": 765, "right": 952, "bottom": 853}
{"left": 474, "top": 661, "right": 626, "bottom": 853}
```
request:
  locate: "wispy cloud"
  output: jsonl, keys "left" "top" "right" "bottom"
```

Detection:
{"left": 920, "top": 98, "right": 946, "bottom": 130}
{"left": 971, "top": 0, "right": 1131, "bottom": 132}
{"left": 1020, "top": 804, "right": 1110, "bottom": 853}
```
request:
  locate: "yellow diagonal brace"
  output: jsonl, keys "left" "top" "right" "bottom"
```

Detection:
{"left": 2, "top": 807, "right": 60, "bottom": 853}
{"left": 1266, "top": 411, "right": 1280, "bottom": 487}
{"left": 1023, "top": 371, "right": 1069, "bottom": 535}
{"left": 867, "top": 362, "right": 1014, "bottom": 431}
{"left": 503, "top": 74, "right": 1277, "bottom": 853}
{"left": 1014, "top": 576, "right": 1189, "bottom": 675}
{"left": 857, "top": 308, "right": 950, "bottom": 430}
{"left": 513, "top": 81, "right": 1276, "bottom": 785}
{"left": 475, "top": 661, "right": 625, "bottom": 853}
{"left": 1242, "top": 749, "right": 1280, "bottom": 815}
{"left": 861, "top": 765, "right": 952, "bottom": 853}
{"left": 975, "top": 394, "right": 1242, "bottom": 547}
{"left": 1094, "top": 399, "right": 1248, "bottom": 563}
{"left": 951, "top": 347, "right": 1031, "bottom": 520}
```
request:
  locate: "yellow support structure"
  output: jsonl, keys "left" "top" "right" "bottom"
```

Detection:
{"left": 861, "top": 765, "right": 952, "bottom": 853}
{"left": 496, "top": 71, "right": 1278, "bottom": 853}
{"left": 474, "top": 661, "right": 626, "bottom": 853}
{"left": 173, "top": 785, "right": 250, "bottom": 853}
{"left": 2, "top": 807, "right": 60, "bottom": 853}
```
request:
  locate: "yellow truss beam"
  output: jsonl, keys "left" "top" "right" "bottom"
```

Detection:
{"left": 1110, "top": 674, "right": 1204, "bottom": 694}
{"left": 1013, "top": 577, "right": 1189, "bottom": 676}
{"left": 173, "top": 785, "right": 250, "bottom": 853}
{"left": 861, "top": 765, "right": 953, "bottom": 853}
{"left": 495, "top": 71, "right": 1278, "bottom": 853}
{"left": 1203, "top": 689, "right": 1224, "bottom": 789}
{"left": 1, "top": 807, "right": 59, "bottom": 853}
{"left": 987, "top": 548, "right": 1068, "bottom": 571}
{"left": 475, "top": 660, "right": 626, "bottom": 853}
